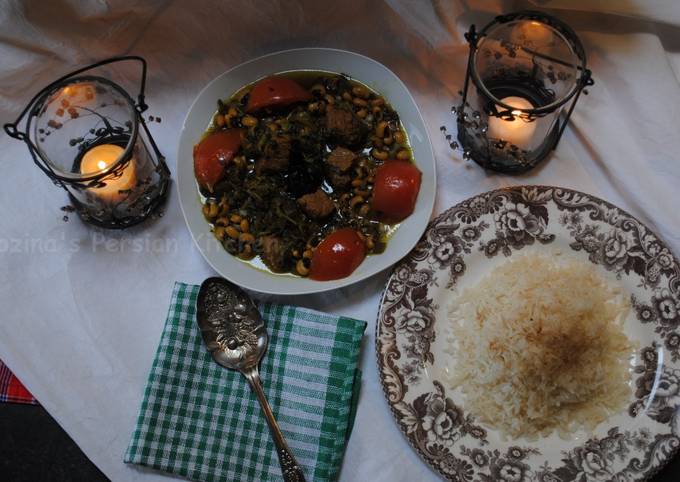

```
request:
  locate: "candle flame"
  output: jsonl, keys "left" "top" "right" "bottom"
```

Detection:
{"left": 97, "top": 160, "right": 108, "bottom": 170}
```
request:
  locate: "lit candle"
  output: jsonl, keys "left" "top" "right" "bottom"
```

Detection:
{"left": 487, "top": 96, "right": 536, "bottom": 150}
{"left": 80, "top": 144, "right": 136, "bottom": 203}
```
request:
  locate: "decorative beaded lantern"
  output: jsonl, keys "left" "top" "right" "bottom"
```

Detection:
{"left": 453, "top": 11, "right": 593, "bottom": 173}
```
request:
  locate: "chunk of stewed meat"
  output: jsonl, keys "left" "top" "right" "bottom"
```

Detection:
{"left": 297, "top": 189, "right": 335, "bottom": 219}
{"left": 326, "top": 147, "right": 356, "bottom": 172}
{"left": 255, "top": 136, "right": 291, "bottom": 174}
{"left": 259, "top": 235, "right": 289, "bottom": 272}
{"left": 325, "top": 105, "right": 367, "bottom": 147}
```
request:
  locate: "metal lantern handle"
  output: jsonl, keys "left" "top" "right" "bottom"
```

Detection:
{"left": 3, "top": 55, "right": 149, "bottom": 142}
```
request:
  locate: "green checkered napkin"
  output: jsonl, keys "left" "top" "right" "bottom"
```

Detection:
{"left": 125, "top": 282, "right": 366, "bottom": 482}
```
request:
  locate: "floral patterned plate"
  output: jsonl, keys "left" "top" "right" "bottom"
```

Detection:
{"left": 376, "top": 186, "right": 680, "bottom": 481}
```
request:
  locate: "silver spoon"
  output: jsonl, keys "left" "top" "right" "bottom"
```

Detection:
{"left": 197, "top": 277, "right": 306, "bottom": 482}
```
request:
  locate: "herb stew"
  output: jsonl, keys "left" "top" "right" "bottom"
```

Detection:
{"left": 194, "top": 71, "right": 422, "bottom": 280}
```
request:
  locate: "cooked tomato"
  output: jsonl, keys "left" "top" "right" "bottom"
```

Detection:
{"left": 193, "top": 129, "right": 243, "bottom": 191}
{"left": 246, "top": 76, "right": 312, "bottom": 113}
{"left": 372, "top": 160, "right": 422, "bottom": 222}
{"left": 309, "top": 228, "right": 366, "bottom": 281}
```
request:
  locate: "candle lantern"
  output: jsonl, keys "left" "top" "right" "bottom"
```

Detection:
{"left": 4, "top": 56, "right": 170, "bottom": 228}
{"left": 455, "top": 11, "right": 593, "bottom": 173}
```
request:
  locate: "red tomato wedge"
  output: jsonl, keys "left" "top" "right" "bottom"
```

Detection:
{"left": 193, "top": 129, "right": 243, "bottom": 191}
{"left": 372, "top": 160, "right": 422, "bottom": 222}
{"left": 245, "top": 76, "right": 312, "bottom": 113}
{"left": 309, "top": 228, "right": 366, "bottom": 281}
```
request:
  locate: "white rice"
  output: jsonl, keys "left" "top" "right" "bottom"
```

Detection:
{"left": 445, "top": 253, "right": 633, "bottom": 439}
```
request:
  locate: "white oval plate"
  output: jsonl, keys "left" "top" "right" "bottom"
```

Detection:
{"left": 377, "top": 186, "right": 680, "bottom": 481}
{"left": 177, "top": 48, "right": 436, "bottom": 295}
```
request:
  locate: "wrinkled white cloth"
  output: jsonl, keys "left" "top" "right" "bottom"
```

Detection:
{"left": 1, "top": 1, "right": 679, "bottom": 481}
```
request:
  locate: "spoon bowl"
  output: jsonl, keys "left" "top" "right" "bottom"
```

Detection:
{"left": 196, "top": 277, "right": 267, "bottom": 372}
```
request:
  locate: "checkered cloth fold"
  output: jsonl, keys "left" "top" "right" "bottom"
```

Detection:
{"left": 0, "top": 359, "right": 38, "bottom": 405}
{"left": 125, "top": 282, "right": 366, "bottom": 482}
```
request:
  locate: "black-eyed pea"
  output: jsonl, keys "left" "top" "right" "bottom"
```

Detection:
{"left": 350, "top": 195, "right": 364, "bottom": 209}
{"left": 227, "top": 106, "right": 238, "bottom": 118}
{"left": 239, "top": 232, "right": 255, "bottom": 244}
{"left": 296, "top": 259, "right": 309, "bottom": 276}
{"left": 371, "top": 148, "right": 388, "bottom": 160}
{"left": 370, "top": 97, "right": 385, "bottom": 107}
{"left": 359, "top": 204, "right": 371, "bottom": 216}
{"left": 230, "top": 214, "right": 242, "bottom": 224}
{"left": 242, "top": 115, "right": 258, "bottom": 127}
{"left": 215, "top": 114, "right": 225, "bottom": 127}
{"left": 238, "top": 244, "right": 253, "bottom": 260}
{"left": 215, "top": 217, "right": 229, "bottom": 227}
{"left": 356, "top": 109, "right": 367, "bottom": 118}
{"left": 396, "top": 149, "right": 411, "bottom": 160}
{"left": 214, "top": 226, "right": 226, "bottom": 241}
{"left": 207, "top": 202, "right": 219, "bottom": 219}
{"left": 365, "top": 236, "right": 375, "bottom": 250}
{"left": 351, "top": 179, "right": 364, "bottom": 187}
{"left": 383, "top": 135, "right": 393, "bottom": 146}
{"left": 303, "top": 249, "right": 313, "bottom": 259}
{"left": 240, "top": 219, "right": 249, "bottom": 232}
{"left": 375, "top": 121, "right": 388, "bottom": 138}
{"left": 395, "top": 131, "right": 406, "bottom": 144}
{"left": 292, "top": 249, "right": 301, "bottom": 258}
{"left": 225, "top": 226, "right": 240, "bottom": 239}
{"left": 352, "top": 97, "right": 368, "bottom": 107}
{"left": 324, "top": 94, "right": 335, "bottom": 104}
{"left": 372, "top": 106, "right": 382, "bottom": 115}
{"left": 342, "top": 91, "right": 352, "bottom": 101}
{"left": 352, "top": 85, "right": 369, "bottom": 98}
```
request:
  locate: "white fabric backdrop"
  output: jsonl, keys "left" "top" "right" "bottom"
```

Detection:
{"left": 1, "top": 1, "right": 679, "bottom": 480}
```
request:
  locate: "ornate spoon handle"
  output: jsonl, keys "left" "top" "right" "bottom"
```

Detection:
{"left": 244, "top": 368, "right": 306, "bottom": 482}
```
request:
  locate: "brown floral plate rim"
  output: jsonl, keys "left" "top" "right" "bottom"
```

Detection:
{"left": 375, "top": 184, "right": 680, "bottom": 481}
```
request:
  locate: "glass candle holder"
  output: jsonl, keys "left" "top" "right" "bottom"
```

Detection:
{"left": 4, "top": 56, "right": 170, "bottom": 229}
{"left": 455, "top": 11, "right": 593, "bottom": 173}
